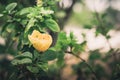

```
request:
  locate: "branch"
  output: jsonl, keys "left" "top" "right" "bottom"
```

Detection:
{"left": 65, "top": 51, "right": 85, "bottom": 62}
{"left": 65, "top": 51, "right": 100, "bottom": 80}
{"left": 58, "top": 0, "right": 77, "bottom": 30}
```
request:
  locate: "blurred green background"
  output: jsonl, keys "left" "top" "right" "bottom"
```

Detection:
{"left": 0, "top": 0, "right": 120, "bottom": 80}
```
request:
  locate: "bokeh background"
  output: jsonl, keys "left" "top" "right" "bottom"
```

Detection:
{"left": 0, "top": 0, "right": 120, "bottom": 80}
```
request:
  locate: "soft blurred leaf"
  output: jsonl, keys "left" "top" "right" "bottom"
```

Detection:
{"left": 27, "top": 66, "right": 39, "bottom": 73}
{"left": 84, "top": 24, "right": 92, "bottom": 29}
{"left": 94, "top": 64, "right": 106, "bottom": 77}
{"left": 33, "top": 50, "right": 40, "bottom": 61}
{"left": 37, "top": 62, "right": 48, "bottom": 72}
{"left": 5, "top": 3, "right": 17, "bottom": 12}
{"left": 11, "top": 58, "right": 32, "bottom": 65}
{"left": 6, "top": 23, "right": 15, "bottom": 32}
{"left": 19, "top": 7, "right": 33, "bottom": 15}
{"left": 0, "top": 14, "right": 3, "bottom": 17}
{"left": 41, "top": 50, "right": 57, "bottom": 61}
{"left": 70, "top": 32, "right": 75, "bottom": 40}
{"left": 25, "top": 18, "right": 36, "bottom": 33}
{"left": 54, "top": 32, "right": 70, "bottom": 51}
{"left": 15, "top": 52, "right": 33, "bottom": 59}
{"left": 106, "top": 35, "right": 111, "bottom": 39}
{"left": 72, "top": 41, "right": 86, "bottom": 53}
{"left": 56, "top": 51, "right": 65, "bottom": 67}
{"left": 89, "top": 50, "right": 101, "bottom": 61}
{"left": 58, "top": 32, "right": 67, "bottom": 40}
{"left": 72, "top": 44, "right": 83, "bottom": 53}
{"left": 69, "top": 32, "right": 77, "bottom": 47}
{"left": 45, "top": 19, "right": 60, "bottom": 32}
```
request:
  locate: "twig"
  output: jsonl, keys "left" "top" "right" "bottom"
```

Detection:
{"left": 65, "top": 51, "right": 100, "bottom": 80}
{"left": 58, "top": 0, "right": 77, "bottom": 30}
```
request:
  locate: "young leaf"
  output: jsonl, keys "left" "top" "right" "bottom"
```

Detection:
{"left": 56, "top": 51, "right": 65, "bottom": 67}
{"left": 55, "top": 32, "right": 70, "bottom": 51}
{"left": 72, "top": 44, "right": 82, "bottom": 53}
{"left": 33, "top": 50, "right": 40, "bottom": 61}
{"left": 19, "top": 7, "right": 33, "bottom": 15}
{"left": 5, "top": 3, "right": 17, "bottom": 12}
{"left": 37, "top": 62, "right": 48, "bottom": 72}
{"left": 45, "top": 19, "right": 60, "bottom": 32}
{"left": 11, "top": 58, "right": 32, "bottom": 65}
{"left": 41, "top": 50, "right": 57, "bottom": 61}
{"left": 27, "top": 66, "right": 39, "bottom": 73}
{"left": 15, "top": 52, "right": 33, "bottom": 59}
{"left": 6, "top": 23, "right": 15, "bottom": 32}
{"left": 25, "top": 18, "right": 36, "bottom": 33}
{"left": 89, "top": 50, "right": 101, "bottom": 61}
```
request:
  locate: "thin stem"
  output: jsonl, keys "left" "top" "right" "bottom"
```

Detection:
{"left": 65, "top": 51, "right": 100, "bottom": 80}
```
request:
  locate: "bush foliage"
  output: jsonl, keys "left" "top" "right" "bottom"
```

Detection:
{"left": 0, "top": 0, "right": 120, "bottom": 80}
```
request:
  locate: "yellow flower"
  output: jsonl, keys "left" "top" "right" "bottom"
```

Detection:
{"left": 28, "top": 30, "right": 52, "bottom": 52}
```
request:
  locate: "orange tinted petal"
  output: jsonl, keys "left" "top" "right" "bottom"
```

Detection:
{"left": 28, "top": 30, "right": 52, "bottom": 52}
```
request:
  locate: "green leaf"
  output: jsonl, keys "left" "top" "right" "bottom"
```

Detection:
{"left": 27, "top": 66, "right": 39, "bottom": 73}
{"left": 57, "top": 32, "right": 69, "bottom": 45}
{"left": 25, "top": 18, "right": 36, "bottom": 33}
{"left": 23, "top": 24, "right": 34, "bottom": 45}
{"left": 69, "top": 32, "right": 77, "bottom": 46}
{"left": 41, "top": 50, "right": 57, "bottom": 61}
{"left": 33, "top": 50, "right": 40, "bottom": 60}
{"left": 56, "top": 51, "right": 65, "bottom": 67}
{"left": 72, "top": 44, "right": 82, "bottom": 53}
{"left": 106, "top": 35, "right": 111, "bottom": 39}
{"left": 6, "top": 23, "right": 15, "bottom": 32}
{"left": 72, "top": 41, "right": 86, "bottom": 53}
{"left": 20, "top": 19, "right": 28, "bottom": 26}
{"left": 45, "top": 19, "right": 60, "bottom": 32}
{"left": 89, "top": 50, "right": 101, "bottom": 61}
{"left": 5, "top": 3, "right": 17, "bottom": 12}
{"left": 70, "top": 32, "right": 75, "bottom": 40}
{"left": 84, "top": 24, "right": 92, "bottom": 29}
{"left": 19, "top": 7, "right": 33, "bottom": 15}
{"left": 11, "top": 58, "right": 32, "bottom": 65}
{"left": 54, "top": 32, "right": 70, "bottom": 51}
{"left": 0, "top": 14, "right": 3, "bottom": 17}
{"left": 1, "top": 23, "right": 9, "bottom": 35}
{"left": 15, "top": 52, "right": 33, "bottom": 59}
{"left": 37, "top": 62, "right": 48, "bottom": 72}
{"left": 58, "top": 32, "right": 67, "bottom": 40}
